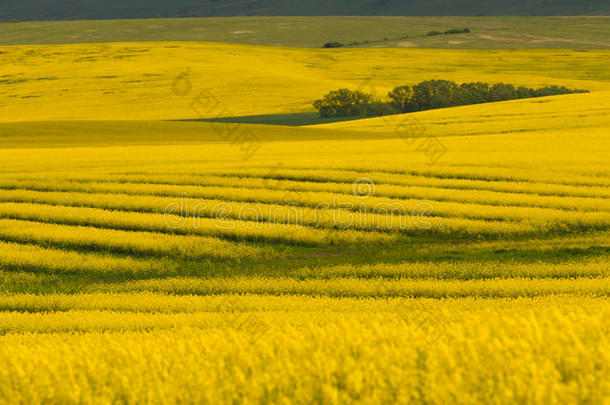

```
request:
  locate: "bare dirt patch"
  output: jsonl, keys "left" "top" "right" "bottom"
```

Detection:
{"left": 477, "top": 34, "right": 528, "bottom": 43}
{"left": 398, "top": 41, "right": 416, "bottom": 48}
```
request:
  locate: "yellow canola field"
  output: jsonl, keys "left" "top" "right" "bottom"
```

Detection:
{"left": 1, "top": 296, "right": 610, "bottom": 404}
{"left": 0, "top": 42, "right": 609, "bottom": 404}
{"left": 1, "top": 43, "right": 610, "bottom": 122}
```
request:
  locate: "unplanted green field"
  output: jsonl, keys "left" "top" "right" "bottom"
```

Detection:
{"left": 1, "top": 16, "right": 610, "bottom": 49}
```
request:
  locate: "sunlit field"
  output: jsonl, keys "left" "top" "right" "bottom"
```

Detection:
{"left": 0, "top": 39, "right": 609, "bottom": 403}
{"left": 1, "top": 43, "right": 610, "bottom": 122}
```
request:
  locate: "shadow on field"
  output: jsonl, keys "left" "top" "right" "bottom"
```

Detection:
{"left": 176, "top": 112, "right": 365, "bottom": 126}
{"left": 3, "top": 235, "right": 609, "bottom": 295}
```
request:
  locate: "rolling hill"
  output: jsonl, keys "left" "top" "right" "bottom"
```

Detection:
{"left": 2, "top": 16, "right": 610, "bottom": 49}
{"left": 1, "top": 42, "right": 609, "bottom": 123}
{"left": 2, "top": 25, "right": 610, "bottom": 403}
{"left": 0, "top": 0, "right": 609, "bottom": 21}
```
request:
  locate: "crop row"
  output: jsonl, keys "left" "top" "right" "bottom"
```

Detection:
{"left": 0, "top": 202, "right": 394, "bottom": 246}
{"left": 1, "top": 302, "right": 609, "bottom": 404}
{"left": 0, "top": 293, "right": 607, "bottom": 315}
{"left": 0, "top": 187, "right": 608, "bottom": 234}
{"left": 132, "top": 167, "right": 609, "bottom": 198}
{"left": 189, "top": 162, "right": 610, "bottom": 188}
{"left": 0, "top": 218, "right": 270, "bottom": 260}
{"left": 101, "top": 275, "right": 610, "bottom": 298}
{"left": 94, "top": 157, "right": 610, "bottom": 188}
{"left": 8, "top": 173, "right": 608, "bottom": 211}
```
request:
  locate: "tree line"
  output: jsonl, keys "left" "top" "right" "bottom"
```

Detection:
{"left": 313, "top": 80, "right": 588, "bottom": 118}
{"left": 426, "top": 28, "right": 470, "bottom": 36}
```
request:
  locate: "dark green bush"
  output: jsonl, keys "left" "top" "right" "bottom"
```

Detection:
{"left": 425, "top": 31, "right": 444, "bottom": 37}
{"left": 323, "top": 42, "right": 343, "bottom": 48}
{"left": 445, "top": 28, "right": 470, "bottom": 35}
{"left": 313, "top": 89, "right": 376, "bottom": 118}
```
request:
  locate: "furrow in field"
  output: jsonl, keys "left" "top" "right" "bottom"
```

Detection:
{"left": 0, "top": 188, "right": 430, "bottom": 234}
{"left": 88, "top": 156, "right": 610, "bottom": 188}
{"left": 206, "top": 170, "right": 610, "bottom": 200}
{"left": 221, "top": 164, "right": 610, "bottom": 188}
{"left": 14, "top": 173, "right": 608, "bottom": 212}
{"left": 0, "top": 189, "right": 561, "bottom": 237}
{"left": 359, "top": 167, "right": 610, "bottom": 188}
{"left": 0, "top": 240, "right": 178, "bottom": 276}
{"left": 256, "top": 258, "right": 610, "bottom": 281}
{"left": 0, "top": 202, "right": 395, "bottom": 246}
{"left": 104, "top": 276, "right": 610, "bottom": 298}
{"left": 15, "top": 158, "right": 608, "bottom": 191}
{"left": 0, "top": 218, "right": 270, "bottom": 260}
{"left": 158, "top": 167, "right": 610, "bottom": 199}
{"left": 0, "top": 294, "right": 605, "bottom": 315}
{"left": 0, "top": 187, "right": 607, "bottom": 234}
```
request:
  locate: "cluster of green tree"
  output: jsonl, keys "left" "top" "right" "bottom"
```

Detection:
{"left": 387, "top": 80, "right": 588, "bottom": 113}
{"left": 313, "top": 80, "right": 588, "bottom": 118}
{"left": 426, "top": 28, "right": 470, "bottom": 36}
{"left": 323, "top": 42, "right": 344, "bottom": 48}
{"left": 312, "top": 89, "right": 396, "bottom": 117}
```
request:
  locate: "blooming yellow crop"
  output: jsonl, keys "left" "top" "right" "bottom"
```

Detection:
{"left": 0, "top": 41, "right": 609, "bottom": 404}
{"left": 1, "top": 296, "right": 610, "bottom": 404}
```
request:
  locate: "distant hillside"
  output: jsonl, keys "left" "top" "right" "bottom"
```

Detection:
{"left": 1, "top": 0, "right": 609, "bottom": 21}
{"left": 3, "top": 17, "right": 610, "bottom": 49}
